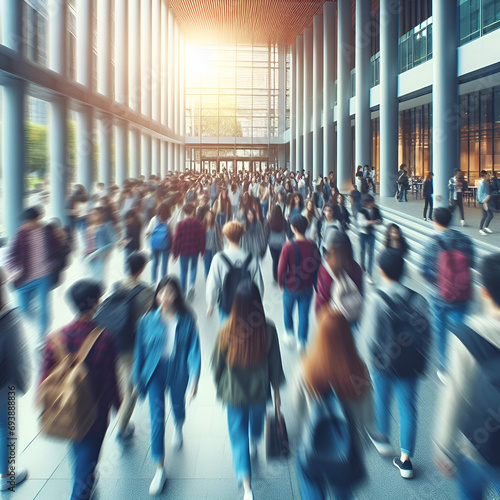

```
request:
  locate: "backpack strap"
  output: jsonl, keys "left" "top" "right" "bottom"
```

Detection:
{"left": 219, "top": 252, "right": 234, "bottom": 270}
{"left": 377, "top": 289, "right": 415, "bottom": 312}
{"left": 242, "top": 253, "right": 253, "bottom": 271}
{"left": 75, "top": 327, "right": 105, "bottom": 365}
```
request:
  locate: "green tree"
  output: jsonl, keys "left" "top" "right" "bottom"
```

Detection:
{"left": 25, "top": 122, "right": 48, "bottom": 176}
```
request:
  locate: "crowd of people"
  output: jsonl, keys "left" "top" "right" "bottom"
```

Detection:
{"left": 1, "top": 166, "right": 499, "bottom": 500}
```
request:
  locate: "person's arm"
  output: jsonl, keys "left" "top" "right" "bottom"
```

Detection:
{"left": 277, "top": 244, "right": 288, "bottom": 289}
{"left": 172, "top": 222, "right": 182, "bottom": 259}
{"left": 206, "top": 255, "right": 222, "bottom": 313}
{"left": 187, "top": 316, "right": 201, "bottom": 402}
{"left": 421, "top": 239, "right": 439, "bottom": 283}
{"left": 356, "top": 211, "right": 369, "bottom": 228}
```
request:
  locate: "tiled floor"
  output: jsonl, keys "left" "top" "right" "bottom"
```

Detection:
{"left": 2, "top": 224, "right": 498, "bottom": 500}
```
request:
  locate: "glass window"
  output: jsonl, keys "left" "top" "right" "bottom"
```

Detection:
{"left": 483, "top": 0, "right": 500, "bottom": 34}
{"left": 23, "top": 0, "right": 48, "bottom": 66}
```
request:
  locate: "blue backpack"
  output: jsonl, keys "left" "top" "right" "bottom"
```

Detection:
{"left": 150, "top": 218, "right": 171, "bottom": 251}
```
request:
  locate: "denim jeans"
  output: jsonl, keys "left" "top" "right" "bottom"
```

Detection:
{"left": 0, "top": 387, "right": 8, "bottom": 476}
{"left": 423, "top": 197, "right": 433, "bottom": 219}
{"left": 480, "top": 205, "right": 494, "bottom": 230}
{"left": 151, "top": 249, "right": 170, "bottom": 284}
{"left": 457, "top": 454, "right": 500, "bottom": 500}
{"left": 430, "top": 297, "right": 467, "bottom": 373}
{"left": 203, "top": 250, "right": 214, "bottom": 278}
{"left": 373, "top": 372, "right": 418, "bottom": 457}
{"left": 296, "top": 456, "right": 353, "bottom": 500}
{"left": 450, "top": 193, "right": 465, "bottom": 220}
{"left": 17, "top": 275, "right": 51, "bottom": 340}
{"left": 148, "top": 358, "right": 188, "bottom": 463}
{"left": 179, "top": 253, "right": 199, "bottom": 293}
{"left": 399, "top": 188, "right": 408, "bottom": 202}
{"left": 226, "top": 403, "right": 267, "bottom": 482}
{"left": 359, "top": 233, "right": 376, "bottom": 278}
{"left": 216, "top": 213, "right": 227, "bottom": 228}
{"left": 269, "top": 247, "right": 281, "bottom": 282}
{"left": 70, "top": 427, "right": 106, "bottom": 500}
{"left": 260, "top": 200, "right": 269, "bottom": 220}
{"left": 282, "top": 287, "right": 314, "bottom": 343}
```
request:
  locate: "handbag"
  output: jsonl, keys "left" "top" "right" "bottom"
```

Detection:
{"left": 265, "top": 406, "right": 290, "bottom": 459}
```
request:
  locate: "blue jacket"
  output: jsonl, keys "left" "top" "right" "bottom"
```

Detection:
{"left": 477, "top": 179, "right": 491, "bottom": 204}
{"left": 133, "top": 308, "right": 201, "bottom": 398}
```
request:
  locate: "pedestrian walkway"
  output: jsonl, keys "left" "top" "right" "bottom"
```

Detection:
{"left": 3, "top": 239, "right": 498, "bottom": 499}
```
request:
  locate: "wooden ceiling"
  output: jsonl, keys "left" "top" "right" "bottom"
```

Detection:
{"left": 169, "top": 0, "right": 333, "bottom": 46}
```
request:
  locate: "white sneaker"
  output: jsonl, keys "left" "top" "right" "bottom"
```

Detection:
{"left": 243, "top": 489, "right": 254, "bottom": 500}
{"left": 423, "top": 218, "right": 427, "bottom": 221}
{"left": 484, "top": 227, "right": 493, "bottom": 234}
{"left": 297, "top": 340, "right": 306, "bottom": 354}
{"left": 172, "top": 426, "right": 183, "bottom": 451}
{"left": 479, "top": 230, "right": 487, "bottom": 236}
{"left": 460, "top": 220, "right": 465, "bottom": 226}
{"left": 0, "top": 469, "right": 28, "bottom": 491}
{"left": 149, "top": 467, "right": 166, "bottom": 496}
{"left": 281, "top": 333, "right": 295, "bottom": 348}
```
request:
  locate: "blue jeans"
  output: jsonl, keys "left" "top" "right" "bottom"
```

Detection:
{"left": 283, "top": 287, "right": 314, "bottom": 343}
{"left": 373, "top": 372, "right": 418, "bottom": 456}
{"left": 70, "top": 427, "right": 106, "bottom": 500}
{"left": 457, "top": 454, "right": 500, "bottom": 500}
{"left": 203, "top": 250, "right": 214, "bottom": 278}
{"left": 179, "top": 253, "right": 199, "bottom": 293}
{"left": 430, "top": 297, "right": 467, "bottom": 373}
{"left": 296, "top": 455, "right": 353, "bottom": 500}
{"left": 398, "top": 188, "right": 408, "bottom": 202}
{"left": 260, "top": 200, "right": 269, "bottom": 219}
{"left": 151, "top": 249, "right": 170, "bottom": 284}
{"left": 148, "top": 358, "right": 187, "bottom": 463}
{"left": 216, "top": 213, "right": 227, "bottom": 228}
{"left": 17, "top": 275, "right": 51, "bottom": 340}
{"left": 359, "top": 233, "right": 375, "bottom": 278}
{"left": 226, "top": 403, "right": 267, "bottom": 482}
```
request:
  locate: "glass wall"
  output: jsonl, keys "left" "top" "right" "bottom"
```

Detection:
{"left": 399, "top": 17, "right": 433, "bottom": 73}
{"left": 23, "top": 0, "right": 48, "bottom": 67}
{"left": 459, "top": 0, "right": 500, "bottom": 45}
{"left": 286, "top": 47, "right": 291, "bottom": 131}
{"left": 185, "top": 43, "right": 280, "bottom": 139}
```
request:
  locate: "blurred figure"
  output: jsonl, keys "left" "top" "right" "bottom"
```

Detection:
{"left": 265, "top": 205, "right": 288, "bottom": 283}
{"left": 319, "top": 204, "right": 342, "bottom": 253}
{"left": 361, "top": 249, "right": 430, "bottom": 480}
{"left": 202, "top": 210, "right": 224, "bottom": 279}
{"left": 7, "top": 207, "right": 62, "bottom": 340}
{"left": 349, "top": 186, "right": 362, "bottom": 218}
{"left": 303, "top": 199, "right": 321, "bottom": 245}
{"left": 145, "top": 202, "right": 172, "bottom": 285}
{"left": 336, "top": 194, "right": 351, "bottom": 232}
{"left": 421, "top": 208, "right": 475, "bottom": 381}
{"left": 0, "top": 268, "right": 31, "bottom": 491}
{"left": 40, "top": 280, "right": 121, "bottom": 500}
{"left": 478, "top": 170, "right": 494, "bottom": 235}
{"left": 241, "top": 208, "right": 267, "bottom": 262}
{"left": 119, "top": 209, "right": 142, "bottom": 270}
{"left": 293, "top": 309, "right": 372, "bottom": 500}
{"left": 448, "top": 169, "right": 468, "bottom": 226}
{"left": 211, "top": 281, "right": 285, "bottom": 500}
{"left": 434, "top": 254, "right": 500, "bottom": 499}
{"left": 422, "top": 172, "right": 434, "bottom": 221}
{"left": 384, "top": 224, "right": 409, "bottom": 258}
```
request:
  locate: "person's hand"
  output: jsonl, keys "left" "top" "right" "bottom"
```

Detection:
{"left": 434, "top": 456, "right": 454, "bottom": 478}
{"left": 206, "top": 307, "right": 213, "bottom": 318}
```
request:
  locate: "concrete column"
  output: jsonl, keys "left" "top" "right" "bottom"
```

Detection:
{"left": 175, "top": 22, "right": 180, "bottom": 134}
{"left": 180, "top": 145, "right": 186, "bottom": 173}
{"left": 290, "top": 41, "right": 297, "bottom": 172}
{"left": 323, "top": 1, "right": 336, "bottom": 179}
{"left": 141, "top": 0, "right": 152, "bottom": 116}
{"left": 129, "top": 0, "right": 141, "bottom": 112}
{"left": 379, "top": 0, "right": 399, "bottom": 197}
{"left": 295, "top": 35, "right": 304, "bottom": 172}
{"left": 312, "top": 15, "right": 323, "bottom": 180}
{"left": 76, "top": 0, "right": 93, "bottom": 87}
{"left": 180, "top": 34, "right": 186, "bottom": 137}
{"left": 50, "top": 96, "right": 68, "bottom": 223}
{"left": 337, "top": 0, "right": 352, "bottom": 192}
{"left": 433, "top": 0, "right": 458, "bottom": 207}
{"left": 2, "top": 0, "right": 23, "bottom": 53}
{"left": 151, "top": 138, "right": 160, "bottom": 176}
{"left": 168, "top": 9, "right": 175, "bottom": 129}
{"left": 2, "top": 80, "right": 25, "bottom": 237}
{"left": 303, "top": 27, "right": 313, "bottom": 175}
{"left": 175, "top": 143, "right": 181, "bottom": 172}
{"left": 98, "top": 116, "right": 113, "bottom": 187}
{"left": 161, "top": 0, "right": 169, "bottom": 126}
{"left": 77, "top": 106, "right": 94, "bottom": 192}
{"left": 48, "top": 0, "right": 67, "bottom": 76}
{"left": 142, "top": 134, "right": 152, "bottom": 178}
{"left": 278, "top": 44, "right": 287, "bottom": 138}
{"left": 129, "top": 128, "right": 140, "bottom": 178}
{"left": 152, "top": 0, "right": 161, "bottom": 122}
{"left": 115, "top": 0, "right": 128, "bottom": 105}
{"left": 115, "top": 122, "right": 128, "bottom": 187}
{"left": 97, "top": 0, "right": 111, "bottom": 97}
{"left": 160, "top": 141, "right": 168, "bottom": 178}
{"left": 168, "top": 142, "right": 175, "bottom": 171}
{"left": 355, "top": 0, "right": 371, "bottom": 172}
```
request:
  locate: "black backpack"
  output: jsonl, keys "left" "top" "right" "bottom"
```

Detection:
{"left": 218, "top": 253, "right": 253, "bottom": 315}
{"left": 374, "top": 290, "right": 430, "bottom": 377}
{"left": 94, "top": 284, "right": 145, "bottom": 353}
{"left": 455, "top": 324, "right": 500, "bottom": 467}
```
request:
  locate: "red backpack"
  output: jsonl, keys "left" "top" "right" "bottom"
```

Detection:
{"left": 436, "top": 246, "right": 472, "bottom": 303}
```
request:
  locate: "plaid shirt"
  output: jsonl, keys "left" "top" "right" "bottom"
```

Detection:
{"left": 40, "top": 319, "right": 121, "bottom": 432}
{"left": 172, "top": 217, "right": 206, "bottom": 258}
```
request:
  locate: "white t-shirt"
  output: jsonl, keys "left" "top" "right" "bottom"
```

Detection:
{"left": 161, "top": 314, "right": 178, "bottom": 360}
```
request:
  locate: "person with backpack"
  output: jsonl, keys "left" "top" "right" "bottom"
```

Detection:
{"left": 38, "top": 280, "right": 121, "bottom": 500}
{"left": 133, "top": 276, "right": 201, "bottom": 496}
{"left": 0, "top": 268, "right": 31, "bottom": 491}
{"left": 293, "top": 308, "right": 372, "bottom": 500}
{"left": 434, "top": 254, "right": 500, "bottom": 499}
{"left": 421, "top": 207, "right": 475, "bottom": 382}
{"left": 278, "top": 214, "right": 321, "bottom": 353}
{"left": 206, "top": 221, "right": 264, "bottom": 325}
{"left": 211, "top": 281, "right": 285, "bottom": 500}
{"left": 396, "top": 165, "right": 409, "bottom": 202}
{"left": 478, "top": 169, "right": 494, "bottom": 235}
{"left": 362, "top": 249, "right": 430, "bottom": 480}
{"left": 146, "top": 202, "right": 172, "bottom": 285}
{"left": 265, "top": 205, "right": 288, "bottom": 283}
{"left": 172, "top": 203, "right": 206, "bottom": 299}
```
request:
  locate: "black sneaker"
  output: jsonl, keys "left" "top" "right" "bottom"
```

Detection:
{"left": 368, "top": 431, "right": 393, "bottom": 457}
{"left": 393, "top": 457, "right": 414, "bottom": 479}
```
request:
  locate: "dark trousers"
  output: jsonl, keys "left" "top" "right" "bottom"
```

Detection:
{"left": 450, "top": 193, "right": 465, "bottom": 220}
{"left": 480, "top": 205, "right": 494, "bottom": 230}
{"left": 269, "top": 246, "right": 281, "bottom": 282}
{"left": 423, "top": 197, "right": 433, "bottom": 219}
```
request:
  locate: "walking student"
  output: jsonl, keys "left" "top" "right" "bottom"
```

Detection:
{"left": 202, "top": 210, "right": 224, "bottom": 279}
{"left": 478, "top": 170, "right": 494, "bottom": 235}
{"left": 278, "top": 214, "right": 321, "bottom": 352}
{"left": 145, "top": 202, "right": 172, "bottom": 284}
{"left": 211, "top": 281, "right": 285, "bottom": 500}
{"left": 423, "top": 172, "right": 434, "bottom": 221}
{"left": 133, "top": 276, "right": 201, "bottom": 496}
{"left": 265, "top": 205, "right": 288, "bottom": 283}
{"left": 448, "top": 169, "right": 468, "bottom": 226}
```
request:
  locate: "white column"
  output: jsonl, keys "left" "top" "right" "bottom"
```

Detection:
{"left": 77, "top": 106, "right": 94, "bottom": 192}
{"left": 290, "top": 41, "right": 297, "bottom": 172}
{"left": 76, "top": 0, "right": 93, "bottom": 87}
{"left": 355, "top": 0, "right": 372, "bottom": 172}
{"left": 175, "top": 143, "right": 181, "bottom": 171}
{"left": 323, "top": 1, "right": 336, "bottom": 179}
{"left": 180, "top": 145, "right": 186, "bottom": 172}
{"left": 98, "top": 115, "right": 112, "bottom": 187}
{"left": 115, "top": 121, "right": 128, "bottom": 186}
{"left": 115, "top": 0, "right": 128, "bottom": 105}
{"left": 175, "top": 21, "right": 180, "bottom": 134}
{"left": 152, "top": 137, "right": 161, "bottom": 176}
{"left": 312, "top": 15, "right": 323, "bottom": 180}
{"left": 142, "top": 134, "right": 152, "bottom": 178}
{"left": 295, "top": 35, "right": 304, "bottom": 172}
{"left": 48, "top": 0, "right": 67, "bottom": 76}
{"left": 168, "top": 9, "right": 175, "bottom": 129}
{"left": 168, "top": 142, "right": 175, "bottom": 171}
{"left": 97, "top": 0, "right": 111, "bottom": 97}
{"left": 278, "top": 44, "right": 287, "bottom": 139}
{"left": 152, "top": 0, "right": 161, "bottom": 122}
{"left": 50, "top": 96, "right": 68, "bottom": 222}
{"left": 129, "top": 128, "right": 140, "bottom": 178}
{"left": 2, "top": 0, "right": 24, "bottom": 53}
{"left": 128, "top": 0, "right": 141, "bottom": 112}
{"left": 141, "top": 0, "right": 152, "bottom": 116}
{"left": 337, "top": 0, "right": 352, "bottom": 192}
{"left": 160, "top": 141, "right": 168, "bottom": 178}
{"left": 161, "top": 0, "right": 169, "bottom": 125}
{"left": 303, "top": 26, "right": 313, "bottom": 174}
{"left": 180, "top": 34, "right": 186, "bottom": 137}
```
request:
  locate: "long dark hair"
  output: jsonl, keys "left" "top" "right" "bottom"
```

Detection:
{"left": 218, "top": 281, "right": 268, "bottom": 367}
{"left": 151, "top": 275, "right": 189, "bottom": 314}
{"left": 268, "top": 205, "right": 286, "bottom": 233}
{"left": 384, "top": 223, "right": 409, "bottom": 255}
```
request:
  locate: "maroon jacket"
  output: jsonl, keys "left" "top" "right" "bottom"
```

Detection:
{"left": 172, "top": 217, "right": 206, "bottom": 258}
